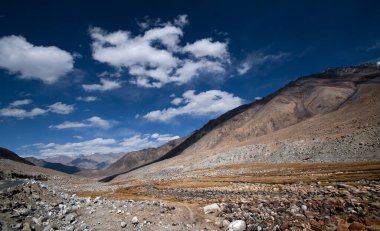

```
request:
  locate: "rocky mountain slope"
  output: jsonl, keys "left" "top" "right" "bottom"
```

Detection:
{"left": 25, "top": 157, "right": 82, "bottom": 174}
{"left": 0, "top": 147, "right": 33, "bottom": 166}
{"left": 113, "top": 63, "right": 380, "bottom": 182}
{"left": 79, "top": 137, "right": 185, "bottom": 181}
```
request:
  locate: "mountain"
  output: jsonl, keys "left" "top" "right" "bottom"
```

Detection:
{"left": 68, "top": 152, "right": 124, "bottom": 170}
{"left": 0, "top": 147, "right": 34, "bottom": 165}
{"left": 79, "top": 137, "right": 185, "bottom": 180}
{"left": 25, "top": 157, "right": 81, "bottom": 174}
{"left": 43, "top": 153, "right": 124, "bottom": 170}
{"left": 111, "top": 63, "right": 380, "bottom": 182}
{"left": 44, "top": 155, "right": 75, "bottom": 165}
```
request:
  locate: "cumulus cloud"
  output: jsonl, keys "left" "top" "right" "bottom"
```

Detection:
{"left": 0, "top": 107, "right": 47, "bottom": 118}
{"left": 76, "top": 96, "right": 97, "bottom": 102}
{"left": 89, "top": 15, "right": 230, "bottom": 88}
{"left": 183, "top": 38, "right": 228, "bottom": 58}
{"left": 9, "top": 99, "right": 32, "bottom": 107}
{"left": 25, "top": 133, "right": 179, "bottom": 157}
{"left": 0, "top": 99, "right": 74, "bottom": 119}
{"left": 49, "top": 116, "right": 115, "bottom": 129}
{"left": 82, "top": 78, "right": 122, "bottom": 91}
{"left": 237, "top": 51, "right": 289, "bottom": 75}
{"left": 144, "top": 90, "right": 243, "bottom": 122}
{"left": 48, "top": 102, "right": 74, "bottom": 114}
{"left": 0, "top": 35, "right": 74, "bottom": 84}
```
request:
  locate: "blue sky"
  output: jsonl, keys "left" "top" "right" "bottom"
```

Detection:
{"left": 0, "top": 1, "right": 379, "bottom": 157}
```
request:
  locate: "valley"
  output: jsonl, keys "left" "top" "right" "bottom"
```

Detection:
{"left": 1, "top": 64, "right": 380, "bottom": 230}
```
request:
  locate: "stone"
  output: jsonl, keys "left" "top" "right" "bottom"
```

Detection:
{"left": 349, "top": 223, "right": 366, "bottom": 230}
{"left": 203, "top": 203, "right": 221, "bottom": 214}
{"left": 32, "top": 217, "right": 41, "bottom": 226}
{"left": 65, "top": 213, "right": 77, "bottom": 223}
{"left": 64, "top": 225, "right": 75, "bottom": 231}
{"left": 223, "top": 220, "right": 231, "bottom": 227}
{"left": 228, "top": 220, "right": 246, "bottom": 231}
{"left": 22, "top": 222, "right": 31, "bottom": 231}
{"left": 132, "top": 216, "right": 139, "bottom": 224}
{"left": 120, "top": 221, "right": 127, "bottom": 228}
{"left": 301, "top": 205, "right": 307, "bottom": 211}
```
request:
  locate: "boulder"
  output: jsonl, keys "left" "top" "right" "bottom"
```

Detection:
{"left": 203, "top": 203, "right": 221, "bottom": 214}
{"left": 228, "top": 220, "right": 246, "bottom": 231}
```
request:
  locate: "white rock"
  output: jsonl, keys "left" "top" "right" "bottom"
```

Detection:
{"left": 131, "top": 216, "right": 139, "bottom": 224}
{"left": 223, "top": 219, "right": 231, "bottom": 227}
{"left": 301, "top": 205, "right": 307, "bottom": 211}
{"left": 228, "top": 220, "right": 246, "bottom": 231}
{"left": 120, "top": 222, "right": 126, "bottom": 228}
{"left": 203, "top": 203, "right": 221, "bottom": 214}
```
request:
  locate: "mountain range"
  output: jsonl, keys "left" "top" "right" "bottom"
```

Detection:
{"left": 3, "top": 63, "right": 379, "bottom": 183}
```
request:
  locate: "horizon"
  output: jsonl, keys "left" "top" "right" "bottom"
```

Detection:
{"left": 1, "top": 0, "right": 380, "bottom": 158}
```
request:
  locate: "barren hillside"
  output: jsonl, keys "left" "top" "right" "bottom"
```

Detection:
{"left": 114, "top": 63, "right": 380, "bottom": 182}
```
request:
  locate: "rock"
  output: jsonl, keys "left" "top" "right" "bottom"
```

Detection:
{"left": 349, "top": 223, "right": 366, "bottom": 230}
{"left": 15, "top": 223, "right": 23, "bottom": 229}
{"left": 301, "top": 205, "right": 307, "bottom": 211}
{"left": 43, "top": 225, "right": 53, "bottom": 231}
{"left": 223, "top": 220, "right": 231, "bottom": 227}
{"left": 22, "top": 222, "right": 31, "bottom": 231}
{"left": 203, "top": 203, "right": 221, "bottom": 214}
{"left": 228, "top": 220, "right": 246, "bottom": 231}
{"left": 64, "top": 225, "right": 75, "bottom": 231}
{"left": 367, "top": 225, "right": 380, "bottom": 231}
{"left": 32, "top": 217, "right": 41, "bottom": 226}
{"left": 370, "top": 203, "right": 380, "bottom": 209}
{"left": 120, "top": 221, "right": 127, "bottom": 228}
{"left": 132, "top": 216, "right": 139, "bottom": 224}
{"left": 65, "top": 213, "right": 77, "bottom": 223}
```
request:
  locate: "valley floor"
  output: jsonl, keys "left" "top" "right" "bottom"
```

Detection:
{"left": 1, "top": 161, "right": 380, "bottom": 231}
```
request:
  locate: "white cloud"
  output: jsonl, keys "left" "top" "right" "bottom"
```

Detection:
{"left": 49, "top": 116, "right": 115, "bottom": 130}
{"left": 377, "top": 61, "right": 380, "bottom": 67}
{"left": 0, "top": 107, "right": 47, "bottom": 118}
{"left": 183, "top": 38, "right": 228, "bottom": 58}
{"left": 89, "top": 15, "right": 229, "bottom": 88}
{"left": 86, "top": 116, "right": 113, "bottom": 129}
{"left": 76, "top": 96, "right": 97, "bottom": 102}
{"left": 254, "top": 96, "right": 263, "bottom": 101}
{"left": 82, "top": 78, "right": 122, "bottom": 91}
{"left": 26, "top": 133, "right": 179, "bottom": 157}
{"left": 144, "top": 90, "right": 243, "bottom": 122}
{"left": 0, "top": 35, "right": 74, "bottom": 84}
{"left": 237, "top": 51, "right": 289, "bottom": 75}
{"left": 150, "top": 133, "right": 180, "bottom": 142}
{"left": 171, "top": 97, "right": 183, "bottom": 105}
{"left": 9, "top": 99, "right": 32, "bottom": 107}
{"left": 0, "top": 99, "right": 73, "bottom": 119}
{"left": 48, "top": 102, "right": 74, "bottom": 114}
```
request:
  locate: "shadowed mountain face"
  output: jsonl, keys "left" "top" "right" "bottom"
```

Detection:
{"left": 25, "top": 157, "right": 81, "bottom": 174}
{"left": 79, "top": 137, "right": 185, "bottom": 181}
{"left": 111, "top": 63, "right": 380, "bottom": 182}
{"left": 0, "top": 147, "right": 34, "bottom": 165}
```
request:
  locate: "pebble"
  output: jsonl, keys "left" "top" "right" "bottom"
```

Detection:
{"left": 131, "top": 216, "right": 139, "bottom": 224}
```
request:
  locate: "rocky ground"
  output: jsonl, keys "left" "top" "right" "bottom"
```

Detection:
{"left": 1, "top": 159, "right": 380, "bottom": 231}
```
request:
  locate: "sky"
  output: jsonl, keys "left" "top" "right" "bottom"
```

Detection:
{"left": 0, "top": 0, "right": 379, "bottom": 158}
